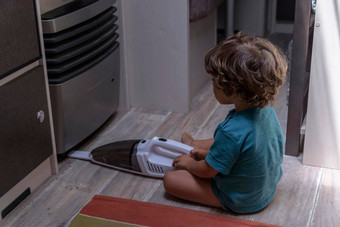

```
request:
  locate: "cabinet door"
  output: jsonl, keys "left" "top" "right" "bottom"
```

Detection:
{"left": 0, "top": 0, "right": 41, "bottom": 79}
{"left": 0, "top": 66, "right": 53, "bottom": 198}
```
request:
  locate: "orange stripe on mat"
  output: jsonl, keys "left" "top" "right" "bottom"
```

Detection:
{"left": 80, "top": 195, "right": 280, "bottom": 227}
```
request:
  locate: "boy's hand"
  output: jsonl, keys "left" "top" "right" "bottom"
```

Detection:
{"left": 172, "top": 154, "right": 193, "bottom": 170}
{"left": 190, "top": 148, "right": 209, "bottom": 160}
{"left": 172, "top": 154, "right": 218, "bottom": 178}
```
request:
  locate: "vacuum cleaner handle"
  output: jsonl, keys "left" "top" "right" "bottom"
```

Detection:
{"left": 154, "top": 146, "right": 184, "bottom": 159}
{"left": 150, "top": 137, "right": 193, "bottom": 157}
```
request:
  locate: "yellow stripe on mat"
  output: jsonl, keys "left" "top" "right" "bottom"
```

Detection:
{"left": 69, "top": 214, "right": 146, "bottom": 227}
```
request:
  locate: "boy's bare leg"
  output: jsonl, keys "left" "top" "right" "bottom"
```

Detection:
{"left": 181, "top": 132, "right": 214, "bottom": 150}
{"left": 163, "top": 170, "right": 222, "bottom": 208}
{"left": 181, "top": 132, "right": 195, "bottom": 146}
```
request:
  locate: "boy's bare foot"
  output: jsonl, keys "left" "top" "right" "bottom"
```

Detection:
{"left": 181, "top": 132, "right": 194, "bottom": 146}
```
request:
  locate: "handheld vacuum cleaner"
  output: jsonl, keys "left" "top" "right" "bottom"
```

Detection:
{"left": 68, "top": 137, "right": 193, "bottom": 178}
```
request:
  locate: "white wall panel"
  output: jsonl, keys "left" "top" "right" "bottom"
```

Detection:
{"left": 121, "top": 0, "right": 190, "bottom": 112}
{"left": 119, "top": 0, "right": 215, "bottom": 113}
{"left": 303, "top": 1, "right": 340, "bottom": 169}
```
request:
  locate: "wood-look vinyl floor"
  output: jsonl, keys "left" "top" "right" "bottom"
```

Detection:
{"left": 2, "top": 83, "right": 339, "bottom": 227}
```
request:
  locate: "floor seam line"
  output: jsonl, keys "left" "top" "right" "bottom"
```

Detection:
{"left": 193, "top": 103, "right": 219, "bottom": 138}
{"left": 307, "top": 167, "right": 323, "bottom": 227}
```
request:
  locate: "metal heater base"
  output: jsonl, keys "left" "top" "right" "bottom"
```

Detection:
{"left": 49, "top": 49, "right": 119, "bottom": 155}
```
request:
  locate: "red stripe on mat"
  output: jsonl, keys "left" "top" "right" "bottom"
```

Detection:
{"left": 80, "top": 195, "right": 279, "bottom": 227}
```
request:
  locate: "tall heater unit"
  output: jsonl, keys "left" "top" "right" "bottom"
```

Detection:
{"left": 41, "top": 0, "right": 119, "bottom": 157}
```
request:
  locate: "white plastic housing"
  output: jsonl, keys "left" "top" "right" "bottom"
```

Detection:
{"left": 136, "top": 137, "right": 193, "bottom": 178}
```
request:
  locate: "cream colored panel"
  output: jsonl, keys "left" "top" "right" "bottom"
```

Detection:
{"left": 121, "top": 0, "right": 190, "bottom": 113}
{"left": 303, "top": 1, "right": 340, "bottom": 169}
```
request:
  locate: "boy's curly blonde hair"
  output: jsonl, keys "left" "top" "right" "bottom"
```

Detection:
{"left": 205, "top": 33, "right": 287, "bottom": 108}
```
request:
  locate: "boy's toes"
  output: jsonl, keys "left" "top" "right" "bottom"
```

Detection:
{"left": 181, "top": 132, "right": 194, "bottom": 145}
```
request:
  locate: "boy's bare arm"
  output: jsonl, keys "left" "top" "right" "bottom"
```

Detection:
{"left": 172, "top": 155, "right": 217, "bottom": 178}
{"left": 190, "top": 148, "right": 209, "bottom": 160}
{"left": 189, "top": 138, "right": 214, "bottom": 160}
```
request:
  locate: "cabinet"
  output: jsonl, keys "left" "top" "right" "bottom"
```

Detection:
{"left": 0, "top": 0, "right": 41, "bottom": 79}
{"left": 0, "top": 0, "right": 57, "bottom": 221}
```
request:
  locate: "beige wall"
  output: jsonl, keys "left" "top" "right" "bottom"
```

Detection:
{"left": 120, "top": 0, "right": 190, "bottom": 113}
{"left": 118, "top": 0, "right": 213, "bottom": 113}
{"left": 189, "top": 11, "right": 216, "bottom": 101}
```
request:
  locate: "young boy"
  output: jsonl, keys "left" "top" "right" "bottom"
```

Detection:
{"left": 163, "top": 33, "right": 287, "bottom": 213}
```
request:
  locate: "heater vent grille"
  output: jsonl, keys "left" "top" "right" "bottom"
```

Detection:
{"left": 146, "top": 161, "right": 164, "bottom": 173}
{"left": 43, "top": 6, "right": 119, "bottom": 84}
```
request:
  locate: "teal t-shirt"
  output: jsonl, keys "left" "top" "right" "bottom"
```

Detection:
{"left": 205, "top": 106, "right": 284, "bottom": 213}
